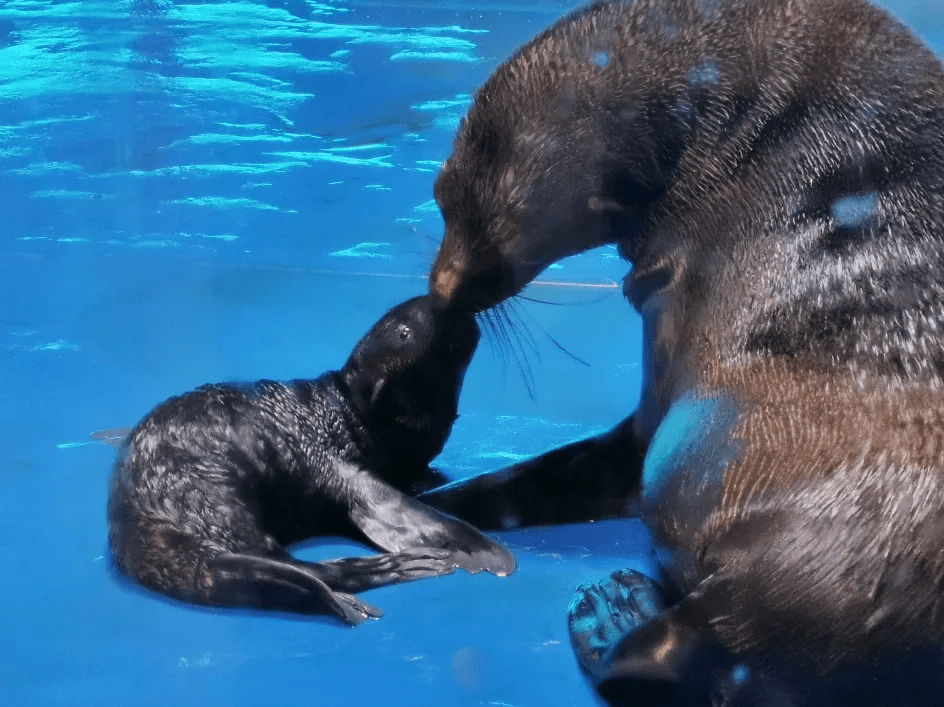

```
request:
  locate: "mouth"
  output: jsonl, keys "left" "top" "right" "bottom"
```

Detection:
{"left": 428, "top": 299, "right": 480, "bottom": 354}
{"left": 445, "top": 322, "right": 481, "bottom": 364}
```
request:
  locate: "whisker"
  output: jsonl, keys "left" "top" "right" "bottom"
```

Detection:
{"left": 514, "top": 292, "right": 611, "bottom": 307}
{"left": 477, "top": 309, "right": 504, "bottom": 360}
{"left": 510, "top": 295, "right": 593, "bottom": 369}
{"left": 497, "top": 300, "right": 537, "bottom": 398}
{"left": 475, "top": 292, "right": 596, "bottom": 398}
{"left": 505, "top": 298, "right": 541, "bottom": 359}
{"left": 478, "top": 302, "right": 536, "bottom": 398}
{"left": 515, "top": 294, "right": 567, "bottom": 305}
{"left": 516, "top": 273, "right": 618, "bottom": 306}
{"left": 488, "top": 304, "right": 513, "bottom": 363}
{"left": 545, "top": 331, "right": 591, "bottom": 367}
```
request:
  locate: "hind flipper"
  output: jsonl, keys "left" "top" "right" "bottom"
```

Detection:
{"left": 336, "top": 459, "right": 516, "bottom": 577}
{"left": 569, "top": 569, "right": 669, "bottom": 683}
{"left": 570, "top": 570, "right": 752, "bottom": 707}
{"left": 203, "top": 553, "right": 382, "bottom": 625}
{"left": 312, "top": 547, "right": 458, "bottom": 594}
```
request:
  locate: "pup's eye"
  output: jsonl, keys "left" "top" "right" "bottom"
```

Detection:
{"left": 397, "top": 324, "right": 412, "bottom": 342}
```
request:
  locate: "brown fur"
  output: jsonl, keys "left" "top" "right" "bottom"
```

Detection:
{"left": 421, "top": 0, "right": 944, "bottom": 701}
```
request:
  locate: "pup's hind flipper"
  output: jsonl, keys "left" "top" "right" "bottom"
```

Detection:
{"left": 339, "top": 460, "right": 517, "bottom": 577}
{"left": 203, "top": 549, "right": 459, "bottom": 623}
{"left": 203, "top": 554, "right": 383, "bottom": 625}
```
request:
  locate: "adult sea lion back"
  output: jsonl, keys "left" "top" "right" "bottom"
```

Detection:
{"left": 421, "top": 0, "right": 944, "bottom": 702}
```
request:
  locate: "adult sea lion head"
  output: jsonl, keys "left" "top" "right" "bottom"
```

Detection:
{"left": 429, "top": 0, "right": 697, "bottom": 313}
{"left": 428, "top": 0, "right": 944, "bottom": 393}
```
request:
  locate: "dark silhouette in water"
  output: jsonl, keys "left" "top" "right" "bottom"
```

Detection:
{"left": 420, "top": 0, "right": 944, "bottom": 703}
{"left": 108, "top": 295, "right": 515, "bottom": 625}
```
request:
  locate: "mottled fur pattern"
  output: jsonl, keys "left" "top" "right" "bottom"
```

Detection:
{"left": 421, "top": 0, "right": 944, "bottom": 702}
{"left": 109, "top": 296, "right": 514, "bottom": 625}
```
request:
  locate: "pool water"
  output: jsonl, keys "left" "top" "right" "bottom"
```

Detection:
{"left": 1, "top": 1, "right": 941, "bottom": 705}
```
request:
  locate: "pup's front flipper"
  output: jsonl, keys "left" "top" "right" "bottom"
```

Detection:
{"left": 339, "top": 460, "right": 517, "bottom": 577}
{"left": 204, "top": 554, "right": 384, "bottom": 625}
{"left": 313, "top": 547, "right": 458, "bottom": 594}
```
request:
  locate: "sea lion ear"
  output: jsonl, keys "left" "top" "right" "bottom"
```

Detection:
{"left": 369, "top": 377, "right": 387, "bottom": 406}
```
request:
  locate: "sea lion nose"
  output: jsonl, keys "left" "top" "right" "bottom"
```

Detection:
{"left": 429, "top": 262, "right": 462, "bottom": 308}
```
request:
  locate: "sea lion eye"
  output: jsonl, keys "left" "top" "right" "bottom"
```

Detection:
{"left": 397, "top": 324, "right": 412, "bottom": 342}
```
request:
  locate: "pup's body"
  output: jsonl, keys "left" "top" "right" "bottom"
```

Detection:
{"left": 109, "top": 296, "right": 514, "bottom": 625}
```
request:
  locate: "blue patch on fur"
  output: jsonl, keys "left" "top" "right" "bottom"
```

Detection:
{"left": 642, "top": 393, "right": 741, "bottom": 494}
{"left": 731, "top": 663, "right": 751, "bottom": 686}
{"left": 831, "top": 192, "right": 878, "bottom": 227}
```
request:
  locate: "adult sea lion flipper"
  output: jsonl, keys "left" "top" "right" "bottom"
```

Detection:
{"left": 569, "top": 569, "right": 764, "bottom": 707}
{"left": 338, "top": 458, "right": 517, "bottom": 576}
{"left": 420, "top": 414, "right": 646, "bottom": 530}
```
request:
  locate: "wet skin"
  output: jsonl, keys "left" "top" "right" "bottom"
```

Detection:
{"left": 109, "top": 295, "right": 515, "bottom": 625}
{"left": 419, "top": 0, "right": 944, "bottom": 702}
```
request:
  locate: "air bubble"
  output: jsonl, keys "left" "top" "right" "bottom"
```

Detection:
{"left": 501, "top": 511, "right": 520, "bottom": 529}
{"left": 697, "top": 0, "right": 721, "bottom": 19}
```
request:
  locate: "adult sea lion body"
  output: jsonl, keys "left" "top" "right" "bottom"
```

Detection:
{"left": 420, "top": 0, "right": 944, "bottom": 702}
{"left": 108, "top": 296, "right": 514, "bottom": 625}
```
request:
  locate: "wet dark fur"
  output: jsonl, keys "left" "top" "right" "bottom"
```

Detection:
{"left": 420, "top": 0, "right": 944, "bottom": 703}
{"left": 108, "top": 296, "right": 515, "bottom": 625}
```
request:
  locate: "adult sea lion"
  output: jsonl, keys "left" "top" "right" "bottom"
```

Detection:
{"left": 108, "top": 295, "right": 515, "bottom": 625}
{"left": 419, "top": 0, "right": 944, "bottom": 702}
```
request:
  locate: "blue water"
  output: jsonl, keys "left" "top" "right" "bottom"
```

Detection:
{"left": 1, "top": 1, "right": 941, "bottom": 705}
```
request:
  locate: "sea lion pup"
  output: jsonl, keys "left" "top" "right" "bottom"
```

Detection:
{"left": 108, "top": 295, "right": 515, "bottom": 625}
{"left": 419, "top": 0, "right": 944, "bottom": 702}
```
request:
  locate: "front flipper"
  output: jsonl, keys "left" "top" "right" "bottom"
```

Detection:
{"left": 420, "top": 414, "right": 645, "bottom": 530}
{"left": 338, "top": 460, "right": 516, "bottom": 576}
{"left": 92, "top": 427, "right": 133, "bottom": 449}
{"left": 313, "top": 547, "right": 458, "bottom": 594}
{"left": 407, "top": 466, "right": 450, "bottom": 495}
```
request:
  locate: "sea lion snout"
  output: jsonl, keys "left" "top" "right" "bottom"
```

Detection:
{"left": 430, "top": 304, "right": 480, "bottom": 367}
{"left": 430, "top": 256, "right": 463, "bottom": 308}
